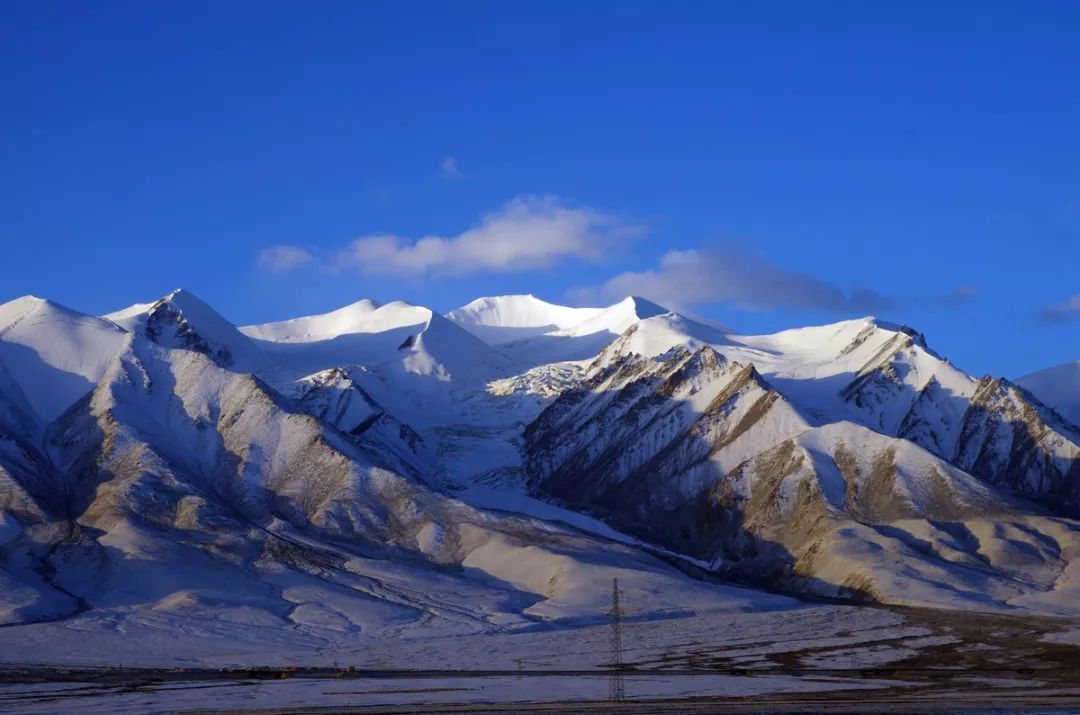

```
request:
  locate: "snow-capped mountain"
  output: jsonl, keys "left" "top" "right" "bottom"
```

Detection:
{"left": 454, "top": 294, "right": 679, "bottom": 366}
{"left": 0, "top": 290, "right": 770, "bottom": 631}
{"left": 108, "top": 288, "right": 262, "bottom": 369}
{"left": 1019, "top": 360, "right": 1080, "bottom": 427}
{"left": 243, "top": 299, "right": 516, "bottom": 386}
{"left": 522, "top": 312, "right": 1080, "bottom": 610}
{"left": 1, "top": 288, "right": 1079, "bottom": 637}
{"left": 447, "top": 294, "right": 607, "bottom": 345}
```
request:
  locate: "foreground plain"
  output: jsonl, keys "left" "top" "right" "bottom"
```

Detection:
{"left": 1, "top": 602, "right": 1078, "bottom": 713}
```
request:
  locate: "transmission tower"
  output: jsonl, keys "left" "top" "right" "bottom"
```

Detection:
{"left": 608, "top": 577, "right": 625, "bottom": 702}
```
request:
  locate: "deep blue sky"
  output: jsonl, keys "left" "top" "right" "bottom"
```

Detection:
{"left": 3, "top": 1, "right": 1077, "bottom": 377}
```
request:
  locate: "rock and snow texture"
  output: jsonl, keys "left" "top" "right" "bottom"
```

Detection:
{"left": 521, "top": 310, "right": 1080, "bottom": 613}
{"left": 0, "top": 287, "right": 1079, "bottom": 646}
{"left": 243, "top": 299, "right": 516, "bottom": 387}
{"left": 519, "top": 311, "right": 1080, "bottom": 614}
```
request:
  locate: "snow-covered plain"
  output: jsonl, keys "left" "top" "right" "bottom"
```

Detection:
{"left": 2, "top": 601, "right": 1078, "bottom": 712}
{"left": 0, "top": 288, "right": 1079, "bottom": 709}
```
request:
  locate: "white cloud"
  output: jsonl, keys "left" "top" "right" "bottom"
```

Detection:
{"left": 1041, "top": 292, "right": 1080, "bottom": 323}
{"left": 256, "top": 245, "right": 315, "bottom": 273}
{"left": 585, "top": 248, "right": 894, "bottom": 313}
{"left": 440, "top": 156, "right": 463, "bottom": 179}
{"left": 333, "top": 195, "right": 643, "bottom": 276}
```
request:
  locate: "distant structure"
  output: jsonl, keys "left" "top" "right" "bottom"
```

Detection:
{"left": 608, "top": 577, "right": 625, "bottom": 702}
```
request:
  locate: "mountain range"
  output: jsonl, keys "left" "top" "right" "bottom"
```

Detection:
{"left": 1, "top": 288, "right": 1079, "bottom": 646}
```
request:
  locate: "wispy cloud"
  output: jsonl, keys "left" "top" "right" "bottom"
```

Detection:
{"left": 1041, "top": 292, "right": 1080, "bottom": 323}
{"left": 934, "top": 285, "right": 979, "bottom": 307}
{"left": 578, "top": 248, "right": 894, "bottom": 314}
{"left": 440, "top": 156, "right": 464, "bottom": 179}
{"left": 332, "top": 196, "right": 643, "bottom": 276}
{"left": 256, "top": 245, "right": 315, "bottom": 273}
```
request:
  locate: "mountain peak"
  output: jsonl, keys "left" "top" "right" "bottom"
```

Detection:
{"left": 449, "top": 294, "right": 593, "bottom": 323}
{"left": 149, "top": 289, "right": 238, "bottom": 333}
{"left": 0, "top": 295, "right": 131, "bottom": 422}
{"left": 2, "top": 294, "right": 47, "bottom": 309}
{"left": 617, "top": 295, "right": 670, "bottom": 320}
{"left": 0, "top": 295, "right": 95, "bottom": 327}
{"left": 1018, "top": 359, "right": 1080, "bottom": 427}
{"left": 160, "top": 287, "right": 216, "bottom": 312}
{"left": 240, "top": 298, "right": 388, "bottom": 345}
{"left": 446, "top": 294, "right": 607, "bottom": 345}
{"left": 344, "top": 297, "right": 382, "bottom": 311}
{"left": 105, "top": 288, "right": 259, "bottom": 368}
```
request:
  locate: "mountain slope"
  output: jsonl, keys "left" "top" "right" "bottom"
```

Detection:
{"left": 536, "top": 312, "right": 1080, "bottom": 517}
{"left": 0, "top": 296, "right": 129, "bottom": 423}
{"left": 288, "top": 366, "right": 431, "bottom": 482}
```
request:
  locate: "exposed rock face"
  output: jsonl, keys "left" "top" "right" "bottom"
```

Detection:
{"left": 838, "top": 331, "right": 1080, "bottom": 516}
{"left": 525, "top": 338, "right": 810, "bottom": 562}
{"left": 954, "top": 376, "right": 1080, "bottom": 513}
{"left": 527, "top": 342, "right": 805, "bottom": 520}
{"left": 144, "top": 299, "right": 233, "bottom": 366}
{"left": 290, "top": 367, "right": 430, "bottom": 481}
{"left": 524, "top": 319, "right": 1080, "bottom": 610}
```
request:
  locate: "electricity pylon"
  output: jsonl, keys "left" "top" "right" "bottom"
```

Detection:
{"left": 608, "top": 577, "right": 625, "bottom": 702}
